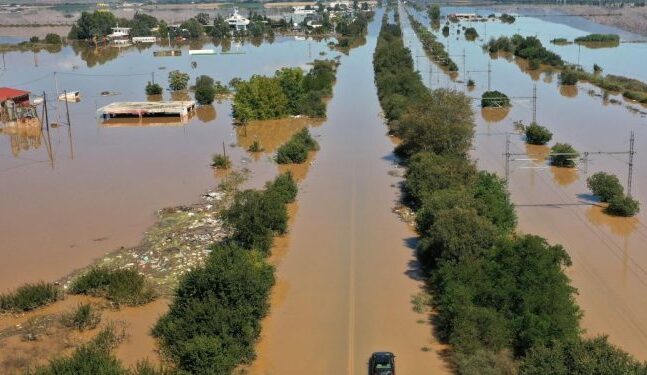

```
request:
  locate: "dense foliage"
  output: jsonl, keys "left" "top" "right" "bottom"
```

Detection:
{"left": 233, "top": 60, "right": 338, "bottom": 121}
{"left": 559, "top": 69, "right": 579, "bottom": 85}
{"left": 154, "top": 173, "right": 297, "bottom": 373}
{"left": 0, "top": 282, "right": 61, "bottom": 312}
{"left": 520, "top": 336, "right": 647, "bottom": 374}
{"left": 408, "top": 14, "right": 459, "bottom": 71}
{"left": 481, "top": 90, "right": 511, "bottom": 107}
{"left": 276, "top": 128, "right": 319, "bottom": 164}
{"left": 168, "top": 70, "right": 190, "bottom": 91}
{"left": 464, "top": 27, "right": 478, "bottom": 40}
{"left": 194, "top": 75, "right": 216, "bottom": 105}
{"left": 574, "top": 33, "right": 620, "bottom": 44}
{"left": 524, "top": 122, "right": 552, "bottom": 145}
{"left": 370, "top": 12, "right": 644, "bottom": 374}
{"left": 145, "top": 82, "right": 163, "bottom": 96}
{"left": 586, "top": 172, "right": 624, "bottom": 202}
{"left": 607, "top": 194, "right": 641, "bottom": 217}
{"left": 68, "top": 11, "right": 118, "bottom": 40}
{"left": 69, "top": 267, "right": 155, "bottom": 306}
{"left": 550, "top": 143, "right": 579, "bottom": 167}
{"left": 486, "top": 35, "right": 563, "bottom": 67}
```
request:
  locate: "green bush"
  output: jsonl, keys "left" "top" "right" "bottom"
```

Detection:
{"left": 481, "top": 90, "right": 511, "bottom": 107}
{"left": 528, "top": 58, "right": 540, "bottom": 70}
{"left": 276, "top": 128, "right": 318, "bottom": 164}
{"left": 550, "top": 38, "right": 569, "bottom": 45}
{"left": 153, "top": 243, "right": 274, "bottom": 374}
{"left": 524, "top": 123, "right": 552, "bottom": 145}
{"left": 586, "top": 172, "right": 624, "bottom": 202}
{"left": 404, "top": 152, "right": 477, "bottom": 207}
{"left": 396, "top": 89, "right": 475, "bottom": 157}
{"left": 559, "top": 69, "right": 579, "bottom": 85}
{"left": 574, "top": 33, "right": 619, "bottom": 43}
{"left": 61, "top": 303, "right": 101, "bottom": 331}
{"left": 223, "top": 179, "right": 292, "bottom": 254}
{"left": 69, "top": 267, "right": 155, "bottom": 306}
{"left": 593, "top": 63, "right": 603, "bottom": 72}
{"left": 550, "top": 143, "right": 579, "bottom": 167}
{"left": 265, "top": 172, "right": 298, "bottom": 205}
{"left": 145, "top": 82, "right": 162, "bottom": 96}
{"left": 520, "top": 336, "right": 647, "bottom": 375}
{"left": 195, "top": 85, "right": 216, "bottom": 105}
{"left": 211, "top": 154, "right": 231, "bottom": 169}
{"left": 467, "top": 79, "right": 475, "bottom": 87}
{"left": 45, "top": 33, "right": 62, "bottom": 44}
{"left": 0, "top": 282, "right": 61, "bottom": 312}
{"left": 500, "top": 13, "right": 516, "bottom": 23}
{"left": 168, "top": 70, "right": 190, "bottom": 91}
{"left": 606, "top": 195, "right": 640, "bottom": 217}
{"left": 248, "top": 140, "right": 263, "bottom": 152}
{"left": 464, "top": 27, "right": 478, "bottom": 40}
{"left": 29, "top": 36, "right": 40, "bottom": 43}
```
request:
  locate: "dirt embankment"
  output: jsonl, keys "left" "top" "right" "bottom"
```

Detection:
{"left": 492, "top": 4, "right": 647, "bottom": 37}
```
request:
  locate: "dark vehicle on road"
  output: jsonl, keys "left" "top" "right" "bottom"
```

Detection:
{"left": 369, "top": 352, "right": 395, "bottom": 375}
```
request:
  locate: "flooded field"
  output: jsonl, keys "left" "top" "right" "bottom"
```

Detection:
{"left": 0, "top": 36, "right": 335, "bottom": 292}
{"left": 404, "top": 6, "right": 647, "bottom": 360}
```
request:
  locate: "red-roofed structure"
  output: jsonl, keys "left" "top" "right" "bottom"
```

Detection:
{"left": 0, "top": 87, "right": 30, "bottom": 104}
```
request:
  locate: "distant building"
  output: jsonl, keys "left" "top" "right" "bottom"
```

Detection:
{"left": 108, "top": 26, "right": 132, "bottom": 45}
{"left": 0, "top": 87, "right": 30, "bottom": 105}
{"left": 226, "top": 8, "right": 251, "bottom": 31}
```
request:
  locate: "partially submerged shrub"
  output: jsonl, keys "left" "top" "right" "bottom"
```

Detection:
{"left": 524, "top": 123, "right": 552, "bottom": 145}
{"left": 0, "top": 282, "right": 61, "bottom": 312}
{"left": 586, "top": 172, "right": 624, "bottom": 202}
{"left": 606, "top": 195, "right": 640, "bottom": 217}
{"left": 248, "top": 140, "right": 264, "bottom": 152}
{"left": 276, "top": 128, "right": 318, "bottom": 164}
{"left": 550, "top": 143, "right": 579, "bottom": 167}
{"left": 69, "top": 267, "right": 155, "bottom": 306}
{"left": 211, "top": 153, "right": 231, "bottom": 169}
{"left": 168, "top": 70, "right": 190, "bottom": 91}
{"left": 195, "top": 85, "right": 216, "bottom": 105}
{"left": 61, "top": 303, "right": 101, "bottom": 331}
{"left": 145, "top": 82, "right": 163, "bottom": 96}
{"left": 464, "top": 27, "right": 478, "bottom": 40}
{"left": 559, "top": 69, "right": 579, "bottom": 85}
{"left": 481, "top": 90, "right": 511, "bottom": 107}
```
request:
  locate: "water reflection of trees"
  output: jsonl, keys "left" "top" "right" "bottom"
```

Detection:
{"left": 585, "top": 205, "right": 638, "bottom": 237}
{"left": 70, "top": 41, "right": 154, "bottom": 68}
{"left": 550, "top": 166, "right": 578, "bottom": 186}
{"left": 480, "top": 107, "right": 510, "bottom": 123}
{"left": 235, "top": 118, "right": 323, "bottom": 158}
{"left": 196, "top": 105, "right": 217, "bottom": 123}
{"left": 559, "top": 84, "right": 578, "bottom": 98}
{"left": 0, "top": 122, "right": 42, "bottom": 157}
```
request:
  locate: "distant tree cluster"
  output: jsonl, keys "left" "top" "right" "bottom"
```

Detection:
{"left": 486, "top": 34, "right": 563, "bottom": 67}
{"left": 408, "top": 14, "right": 458, "bottom": 71}
{"left": 233, "top": 59, "right": 338, "bottom": 121}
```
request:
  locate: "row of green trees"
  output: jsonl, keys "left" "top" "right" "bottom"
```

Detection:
{"left": 407, "top": 13, "right": 459, "bottom": 71}
{"left": 373, "top": 11, "right": 647, "bottom": 374}
{"left": 153, "top": 172, "right": 299, "bottom": 373}
{"left": 232, "top": 59, "right": 338, "bottom": 121}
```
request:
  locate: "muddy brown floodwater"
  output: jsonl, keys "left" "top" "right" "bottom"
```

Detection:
{"left": 0, "top": 36, "right": 335, "bottom": 293}
{"left": 404, "top": 6, "right": 647, "bottom": 360}
{"left": 249, "top": 10, "right": 450, "bottom": 375}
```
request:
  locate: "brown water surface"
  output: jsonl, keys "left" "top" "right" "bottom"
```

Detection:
{"left": 405, "top": 6, "right": 647, "bottom": 359}
{"left": 249, "top": 11, "right": 450, "bottom": 374}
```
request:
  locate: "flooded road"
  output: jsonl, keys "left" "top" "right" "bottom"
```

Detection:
{"left": 404, "top": 6, "right": 647, "bottom": 360}
{"left": 249, "top": 11, "right": 449, "bottom": 374}
{"left": 0, "top": 37, "right": 335, "bottom": 292}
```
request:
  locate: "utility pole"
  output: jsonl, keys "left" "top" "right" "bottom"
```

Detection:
{"left": 487, "top": 60, "right": 492, "bottom": 91}
{"left": 152, "top": 71, "right": 155, "bottom": 84}
{"left": 532, "top": 84, "right": 537, "bottom": 123}
{"left": 64, "top": 90, "right": 74, "bottom": 160}
{"left": 505, "top": 133, "right": 511, "bottom": 184}
{"left": 628, "top": 131, "right": 635, "bottom": 197}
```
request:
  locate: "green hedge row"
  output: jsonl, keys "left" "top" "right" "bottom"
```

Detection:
{"left": 374, "top": 11, "right": 647, "bottom": 374}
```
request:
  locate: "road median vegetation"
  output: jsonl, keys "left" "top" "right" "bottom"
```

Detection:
{"left": 374, "top": 8, "right": 647, "bottom": 373}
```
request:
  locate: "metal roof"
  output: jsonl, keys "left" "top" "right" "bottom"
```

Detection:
{"left": 0, "top": 87, "right": 30, "bottom": 102}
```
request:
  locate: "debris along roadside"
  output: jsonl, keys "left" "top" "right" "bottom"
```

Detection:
{"left": 60, "top": 171, "right": 248, "bottom": 296}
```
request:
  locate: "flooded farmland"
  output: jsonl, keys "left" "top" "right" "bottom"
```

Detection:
{"left": 1, "top": 1, "right": 647, "bottom": 373}
{"left": 0, "top": 37, "right": 333, "bottom": 292}
{"left": 403, "top": 5, "right": 647, "bottom": 360}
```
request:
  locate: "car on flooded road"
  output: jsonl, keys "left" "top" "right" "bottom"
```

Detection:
{"left": 369, "top": 352, "right": 395, "bottom": 375}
